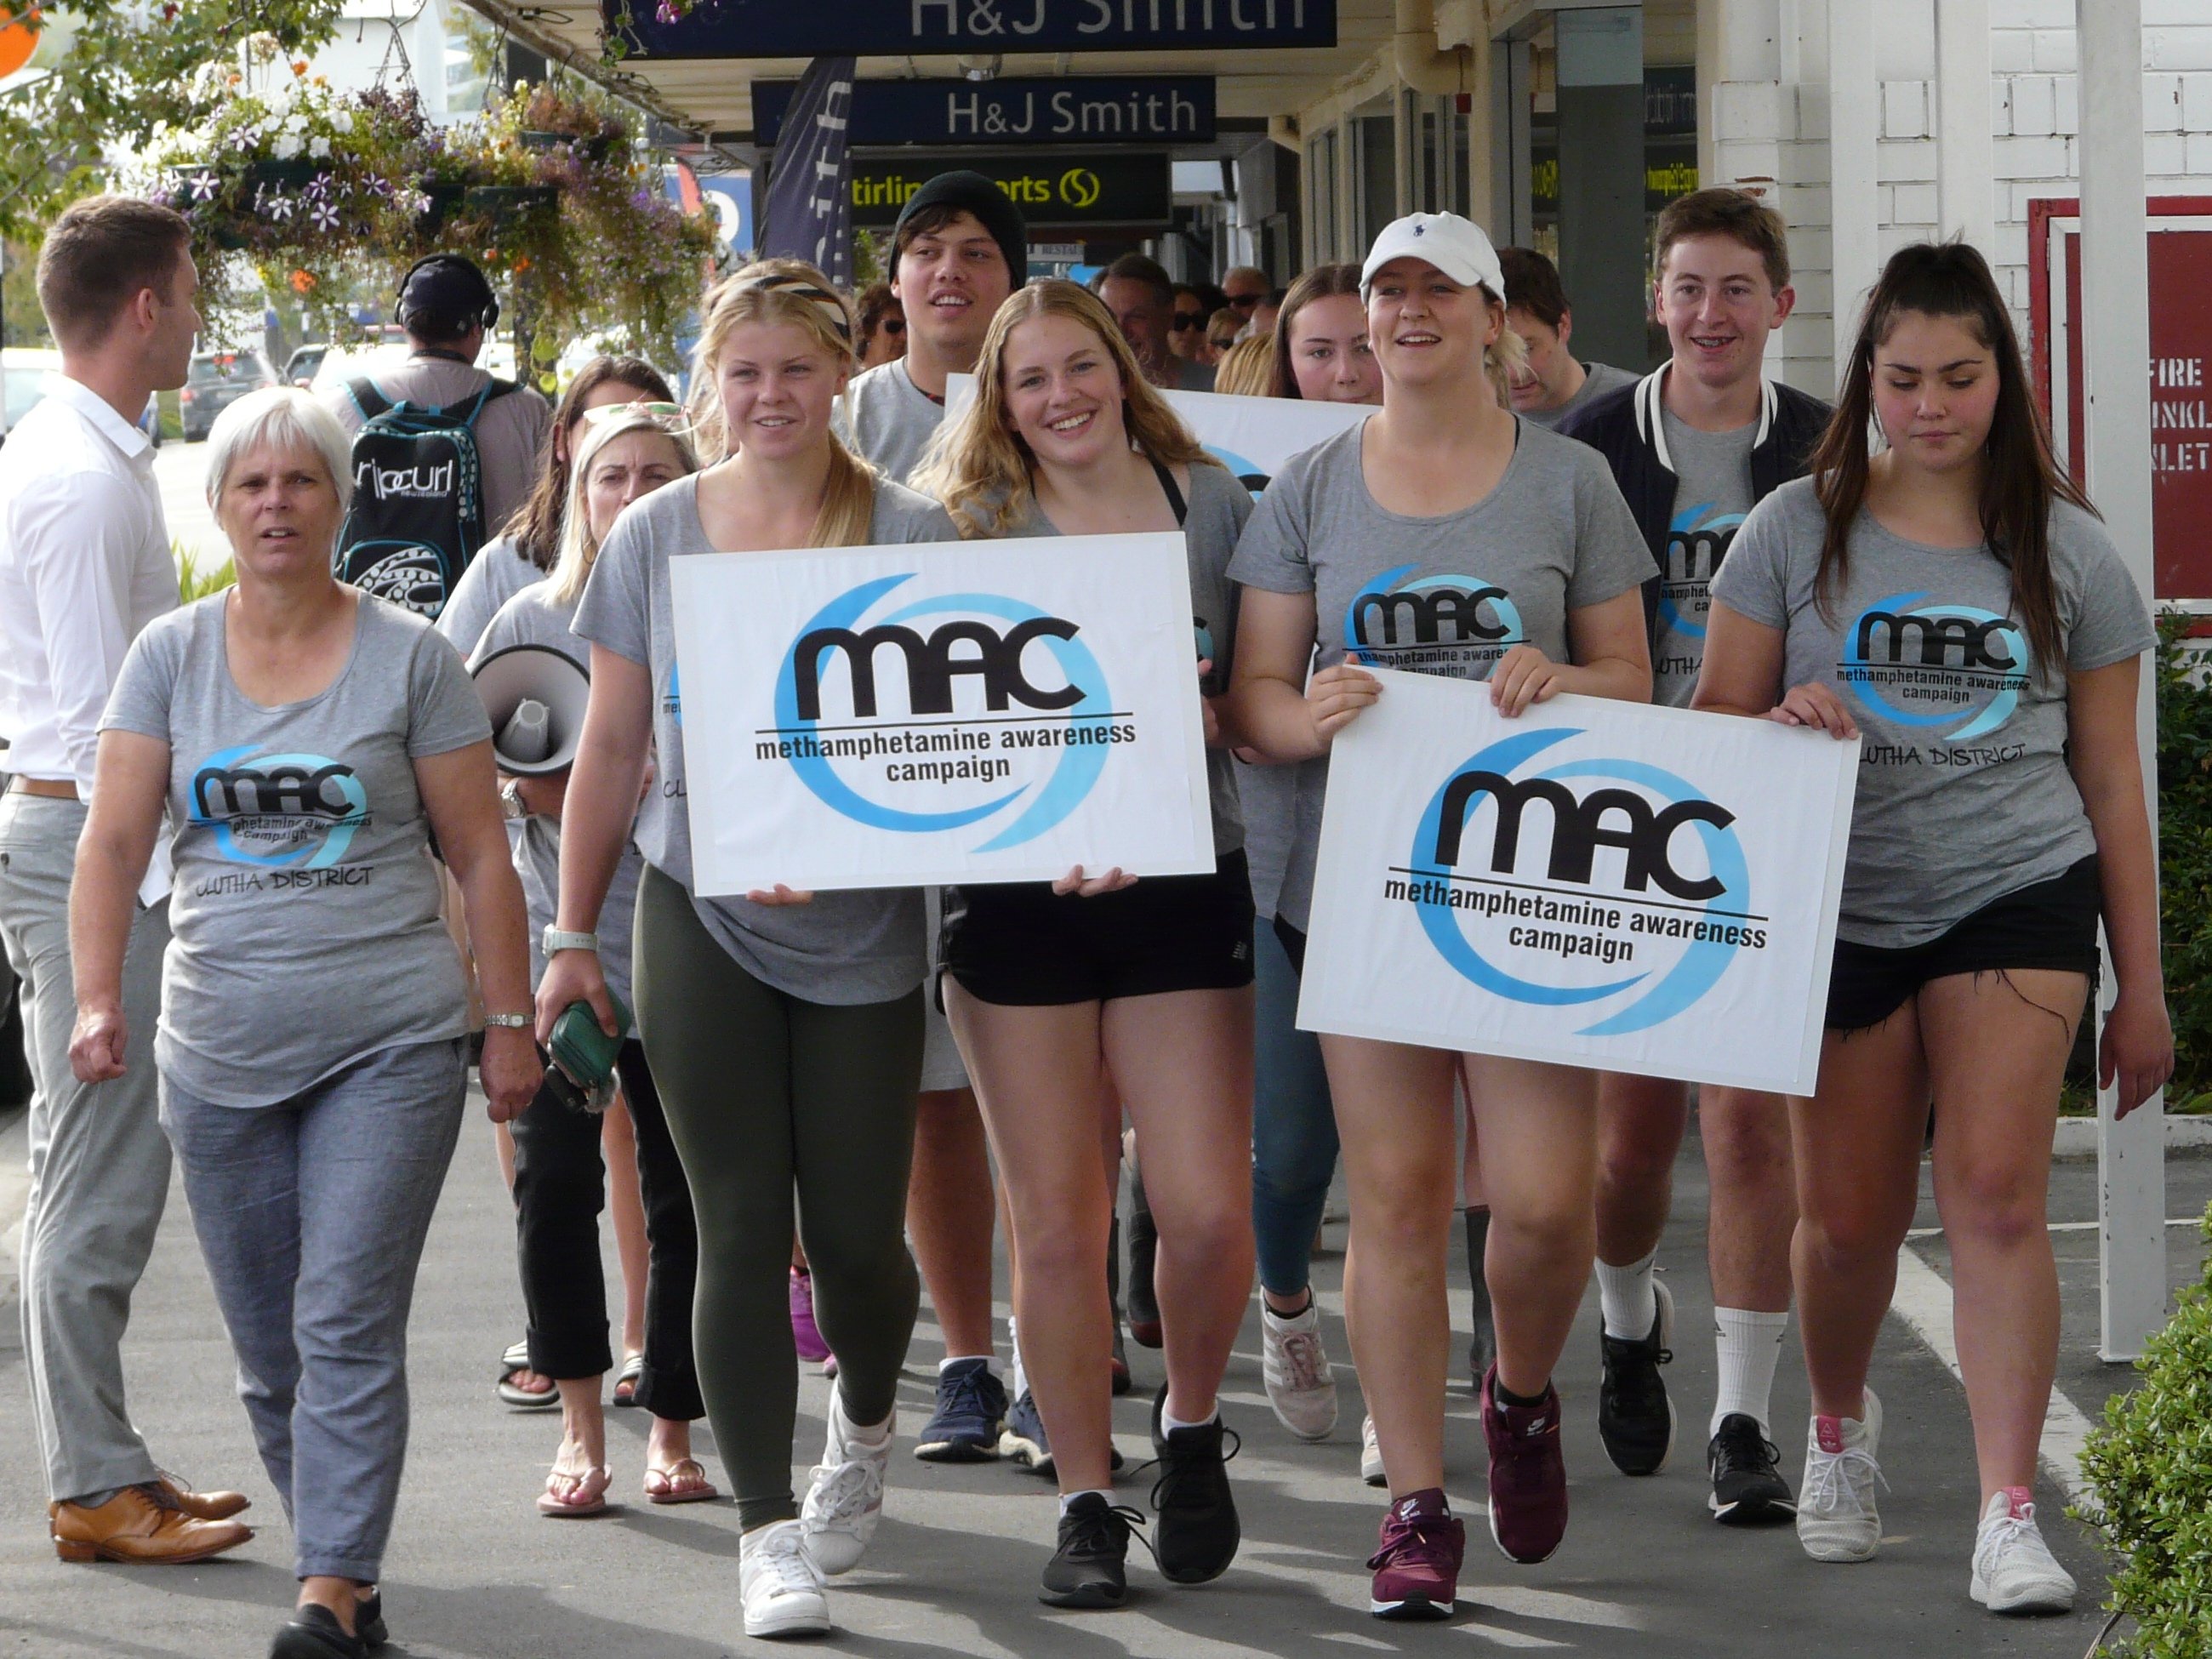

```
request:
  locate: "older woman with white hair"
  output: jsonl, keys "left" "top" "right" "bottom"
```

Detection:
{"left": 68, "top": 385, "right": 539, "bottom": 1659}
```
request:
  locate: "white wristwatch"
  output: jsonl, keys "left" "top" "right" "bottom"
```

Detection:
{"left": 482, "top": 1012, "right": 533, "bottom": 1029}
{"left": 542, "top": 926, "right": 599, "bottom": 956}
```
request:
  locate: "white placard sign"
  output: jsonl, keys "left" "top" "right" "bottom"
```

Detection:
{"left": 667, "top": 533, "right": 1215, "bottom": 894}
{"left": 944, "top": 374, "right": 1368, "bottom": 490}
{"left": 1297, "top": 671, "right": 1859, "bottom": 1094}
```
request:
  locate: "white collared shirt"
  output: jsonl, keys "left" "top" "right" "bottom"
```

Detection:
{"left": 0, "top": 373, "right": 178, "bottom": 899}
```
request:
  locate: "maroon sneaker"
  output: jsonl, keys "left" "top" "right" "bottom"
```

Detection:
{"left": 1365, "top": 1488, "right": 1465, "bottom": 1620}
{"left": 1481, "top": 1364, "right": 1568, "bottom": 1564}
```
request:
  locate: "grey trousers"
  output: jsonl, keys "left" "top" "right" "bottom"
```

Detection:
{"left": 161, "top": 1040, "right": 465, "bottom": 1583}
{"left": 0, "top": 790, "right": 173, "bottom": 1503}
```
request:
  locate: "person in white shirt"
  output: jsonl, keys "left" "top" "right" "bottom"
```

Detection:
{"left": 0, "top": 195, "right": 254, "bottom": 1565}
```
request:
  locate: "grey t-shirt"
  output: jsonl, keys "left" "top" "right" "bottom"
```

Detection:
{"left": 996, "top": 460, "right": 1251, "bottom": 855}
{"left": 101, "top": 594, "right": 490, "bottom": 1106}
{"left": 1652, "top": 412, "right": 1756, "bottom": 708}
{"left": 1228, "top": 417, "right": 1651, "bottom": 928}
{"left": 573, "top": 471, "right": 958, "bottom": 1004}
{"left": 836, "top": 361, "right": 944, "bottom": 487}
{"left": 1519, "top": 360, "right": 1639, "bottom": 431}
{"left": 471, "top": 584, "right": 642, "bottom": 1011}
{"left": 328, "top": 356, "right": 553, "bottom": 539}
{"left": 438, "top": 534, "right": 545, "bottom": 660}
{"left": 1711, "top": 478, "right": 2154, "bottom": 947}
{"left": 1236, "top": 755, "right": 1324, "bottom": 921}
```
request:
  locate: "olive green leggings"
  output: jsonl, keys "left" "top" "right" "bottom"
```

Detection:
{"left": 634, "top": 864, "right": 923, "bottom": 1529}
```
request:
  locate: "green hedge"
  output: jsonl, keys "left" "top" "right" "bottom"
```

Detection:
{"left": 2155, "top": 614, "right": 2212, "bottom": 1109}
{"left": 2081, "top": 1206, "right": 2212, "bottom": 1656}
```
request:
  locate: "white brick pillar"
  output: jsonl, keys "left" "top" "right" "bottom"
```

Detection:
{"left": 1828, "top": 0, "right": 1881, "bottom": 366}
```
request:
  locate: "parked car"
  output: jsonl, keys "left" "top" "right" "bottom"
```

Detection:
{"left": 2, "top": 346, "right": 62, "bottom": 441}
{"left": 180, "top": 349, "right": 279, "bottom": 442}
{"left": 283, "top": 344, "right": 330, "bottom": 388}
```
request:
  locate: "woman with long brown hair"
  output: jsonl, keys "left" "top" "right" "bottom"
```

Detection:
{"left": 1697, "top": 241, "right": 2169, "bottom": 1613}
{"left": 537, "top": 261, "right": 956, "bottom": 1638}
{"left": 1267, "top": 263, "right": 1380, "bottom": 405}
{"left": 915, "top": 279, "right": 1256, "bottom": 1611}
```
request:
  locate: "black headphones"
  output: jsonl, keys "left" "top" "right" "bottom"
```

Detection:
{"left": 396, "top": 254, "right": 499, "bottom": 333}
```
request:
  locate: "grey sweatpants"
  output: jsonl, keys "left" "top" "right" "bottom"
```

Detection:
{"left": 159, "top": 1040, "right": 465, "bottom": 1583}
{"left": 0, "top": 790, "right": 172, "bottom": 1503}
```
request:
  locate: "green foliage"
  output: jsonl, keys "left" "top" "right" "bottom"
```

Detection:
{"left": 2155, "top": 613, "right": 2212, "bottom": 1108}
{"left": 175, "top": 541, "right": 236, "bottom": 605}
{"left": 3, "top": 237, "right": 48, "bottom": 346}
{"left": 0, "top": 2, "right": 345, "bottom": 241}
{"left": 2081, "top": 1206, "right": 2212, "bottom": 1656}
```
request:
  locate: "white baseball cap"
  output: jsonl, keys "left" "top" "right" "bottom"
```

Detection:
{"left": 1360, "top": 214, "right": 1508, "bottom": 303}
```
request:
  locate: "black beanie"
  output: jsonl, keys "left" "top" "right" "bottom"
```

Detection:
{"left": 891, "top": 169, "right": 1027, "bottom": 286}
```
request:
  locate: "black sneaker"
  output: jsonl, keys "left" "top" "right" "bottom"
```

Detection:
{"left": 1707, "top": 1412, "right": 1794, "bottom": 1524}
{"left": 356, "top": 1591, "right": 387, "bottom": 1650}
{"left": 1040, "top": 1492, "right": 1141, "bottom": 1608}
{"left": 1596, "top": 1279, "right": 1675, "bottom": 1476}
{"left": 1147, "top": 1387, "right": 1240, "bottom": 1584}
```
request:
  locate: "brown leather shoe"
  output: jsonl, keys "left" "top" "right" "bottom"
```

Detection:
{"left": 49, "top": 1484, "right": 254, "bottom": 1564}
{"left": 155, "top": 1474, "right": 252, "bottom": 1521}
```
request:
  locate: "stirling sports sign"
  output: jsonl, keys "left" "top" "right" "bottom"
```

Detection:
{"left": 667, "top": 534, "right": 1215, "bottom": 893}
{"left": 1297, "top": 672, "right": 1857, "bottom": 1093}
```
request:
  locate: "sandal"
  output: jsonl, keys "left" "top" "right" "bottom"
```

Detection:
{"left": 644, "top": 1457, "right": 719, "bottom": 1506}
{"left": 537, "top": 1462, "right": 613, "bottom": 1519}
{"left": 499, "top": 1339, "right": 559, "bottom": 1411}
{"left": 611, "top": 1352, "right": 645, "bottom": 1409}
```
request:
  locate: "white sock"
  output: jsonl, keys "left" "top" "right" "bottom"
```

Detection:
{"left": 938, "top": 1354, "right": 1001, "bottom": 1377}
{"left": 1059, "top": 1488, "right": 1113, "bottom": 1516}
{"left": 1595, "top": 1250, "right": 1659, "bottom": 1340}
{"left": 831, "top": 1387, "right": 893, "bottom": 1450}
{"left": 1711, "top": 1307, "right": 1790, "bottom": 1437}
{"left": 1006, "top": 1317, "right": 1028, "bottom": 1401}
{"left": 1160, "top": 1405, "right": 1218, "bottom": 1436}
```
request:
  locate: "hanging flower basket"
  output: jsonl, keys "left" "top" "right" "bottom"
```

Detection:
{"left": 461, "top": 183, "right": 560, "bottom": 225}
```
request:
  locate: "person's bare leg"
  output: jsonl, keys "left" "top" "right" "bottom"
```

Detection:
{"left": 950, "top": 985, "right": 1117, "bottom": 1496}
{"left": 1320, "top": 1035, "right": 1458, "bottom": 1497}
{"left": 1702, "top": 1086, "right": 1797, "bottom": 1440}
{"left": 1919, "top": 969, "right": 2086, "bottom": 1502}
{"left": 601, "top": 1096, "right": 649, "bottom": 1364}
{"left": 1105, "top": 987, "right": 1255, "bottom": 1424}
{"left": 1593, "top": 1073, "right": 1690, "bottom": 1339}
{"left": 544, "top": 1375, "right": 609, "bottom": 1508}
{"left": 909, "top": 1087, "right": 998, "bottom": 1360}
{"left": 1791, "top": 1013, "right": 1930, "bottom": 1421}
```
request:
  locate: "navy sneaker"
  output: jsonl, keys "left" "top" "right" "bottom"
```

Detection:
{"left": 1001, "top": 1388, "right": 1124, "bottom": 1479}
{"left": 915, "top": 1359, "right": 1007, "bottom": 1463}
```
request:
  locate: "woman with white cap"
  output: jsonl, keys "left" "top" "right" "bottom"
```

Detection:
{"left": 1225, "top": 214, "right": 1652, "bottom": 1620}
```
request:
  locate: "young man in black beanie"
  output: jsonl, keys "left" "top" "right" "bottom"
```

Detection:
{"left": 834, "top": 169, "right": 1033, "bottom": 1473}
{"left": 839, "top": 169, "right": 1024, "bottom": 483}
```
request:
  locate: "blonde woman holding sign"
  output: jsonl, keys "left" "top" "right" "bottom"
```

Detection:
{"left": 537, "top": 263, "right": 956, "bottom": 1639}
{"left": 915, "top": 279, "right": 1256, "bottom": 1611}
{"left": 1225, "top": 214, "right": 1651, "bottom": 1621}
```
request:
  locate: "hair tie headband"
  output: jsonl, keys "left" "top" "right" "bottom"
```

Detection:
{"left": 740, "top": 273, "right": 854, "bottom": 346}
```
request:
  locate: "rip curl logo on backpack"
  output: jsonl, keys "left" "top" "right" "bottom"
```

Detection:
{"left": 188, "top": 744, "right": 369, "bottom": 869}
{"left": 767, "top": 573, "right": 1119, "bottom": 850}
{"left": 345, "top": 542, "right": 448, "bottom": 617}
{"left": 1838, "top": 590, "right": 2028, "bottom": 741}
{"left": 1389, "top": 727, "right": 1759, "bottom": 1035}
{"left": 1344, "top": 563, "right": 1525, "bottom": 670}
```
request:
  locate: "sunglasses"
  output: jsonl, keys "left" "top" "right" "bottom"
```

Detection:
{"left": 878, "top": 316, "right": 906, "bottom": 335}
{"left": 579, "top": 399, "right": 686, "bottom": 429}
{"left": 1171, "top": 313, "right": 1206, "bottom": 331}
{"left": 1228, "top": 293, "right": 1262, "bottom": 311}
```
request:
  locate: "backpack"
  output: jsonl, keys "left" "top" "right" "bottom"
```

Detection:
{"left": 334, "top": 376, "right": 519, "bottom": 619}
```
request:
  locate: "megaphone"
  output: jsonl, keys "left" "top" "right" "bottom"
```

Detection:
{"left": 470, "top": 645, "right": 592, "bottom": 776}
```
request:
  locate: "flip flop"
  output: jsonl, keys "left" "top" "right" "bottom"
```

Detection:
{"left": 538, "top": 1463, "right": 613, "bottom": 1519}
{"left": 499, "top": 1340, "right": 559, "bottom": 1411}
{"left": 611, "top": 1352, "right": 645, "bottom": 1409}
{"left": 644, "top": 1458, "right": 719, "bottom": 1506}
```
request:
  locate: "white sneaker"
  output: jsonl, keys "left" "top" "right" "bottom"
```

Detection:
{"left": 1262, "top": 1298, "right": 1340, "bottom": 1441}
{"left": 1360, "top": 1414, "right": 1387, "bottom": 1487}
{"left": 740, "top": 1519, "right": 830, "bottom": 1637}
{"left": 1970, "top": 1487, "right": 2077, "bottom": 1614}
{"left": 1796, "top": 1388, "right": 1887, "bottom": 1563}
{"left": 800, "top": 1386, "right": 893, "bottom": 1576}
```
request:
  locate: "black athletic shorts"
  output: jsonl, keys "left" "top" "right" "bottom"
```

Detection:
{"left": 942, "top": 849, "right": 1257, "bottom": 1006}
{"left": 1824, "top": 855, "right": 2101, "bottom": 1033}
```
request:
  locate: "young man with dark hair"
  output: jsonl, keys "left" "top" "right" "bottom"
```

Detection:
{"left": 833, "top": 169, "right": 1035, "bottom": 1468}
{"left": 1558, "top": 186, "right": 1829, "bottom": 1526}
{"left": 1091, "top": 254, "right": 1213, "bottom": 391}
{"left": 0, "top": 195, "right": 255, "bottom": 1565}
{"left": 1498, "top": 246, "right": 1638, "bottom": 428}
{"left": 327, "top": 254, "right": 550, "bottom": 539}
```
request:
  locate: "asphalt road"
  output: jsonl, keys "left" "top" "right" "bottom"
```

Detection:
{"left": 3, "top": 1099, "right": 2198, "bottom": 1659}
{"left": 153, "top": 435, "right": 228, "bottom": 584}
